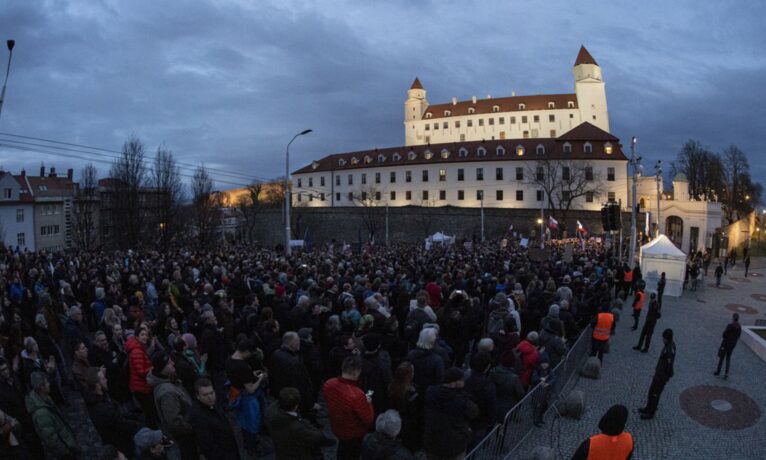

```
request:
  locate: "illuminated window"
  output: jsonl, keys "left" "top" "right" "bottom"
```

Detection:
{"left": 516, "top": 145, "right": 525, "bottom": 156}
{"left": 605, "top": 142, "right": 613, "bottom": 154}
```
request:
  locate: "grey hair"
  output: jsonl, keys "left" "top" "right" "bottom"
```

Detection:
{"left": 526, "top": 331, "right": 539, "bottom": 343}
{"left": 364, "top": 296, "right": 379, "bottom": 310}
{"left": 282, "top": 331, "right": 300, "bottom": 346}
{"left": 477, "top": 337, "right": 494, "bottom": 352}
{"left": 297, "top": 295, "right": 310, "bottom": 308}
{"left": 69, "top": 306, "right": 82, "bottom": 317}
{"left": 375, "top": 409, "right": 402, "bottom": 438}
{"left": 23, "top": 337, "right": 37, "bottom": 352}
{"left": 30, "top": 371, "right": 49, "bottom": 390}
{"left": 416, "top": 328, "right": 437, "bottom": 350}
{"left": 95, "top": 287, "right": 106, "bottom": 300}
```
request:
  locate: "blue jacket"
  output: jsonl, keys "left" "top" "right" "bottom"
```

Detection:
{"left": 230, "top": 388, "right": 265, "bottom": 434}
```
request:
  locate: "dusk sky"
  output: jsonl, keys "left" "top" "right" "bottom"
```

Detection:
{"left": 1, "top": 0, "right": 764, "bottom": 190}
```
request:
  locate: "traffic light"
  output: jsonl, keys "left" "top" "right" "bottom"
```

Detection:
{"left": 601, "top": 206, "right": 611, "bottom": 232}
{"left": 609, "top": 204, "right": 621, "bottom": 231}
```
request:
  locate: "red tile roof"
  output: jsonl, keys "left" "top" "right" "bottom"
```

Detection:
{"left": 574, "top": 45, "right": 598, "bottom": 66}
{"left": 14, "top": 175, "right": 77, "bottom": 197}
{"left": 410, "top": 77, "right": 423, "bottom": 90}
{"left": 423, "top": 93, "right": 577, "bottom": 119}
{"left": 294, "top": 123, "right": 626, "bottom": 174}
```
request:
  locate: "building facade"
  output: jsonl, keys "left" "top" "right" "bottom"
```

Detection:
{"left": 0, "top": 170, "right": 35, "bottom": 251}
{"left": 404, "top": 46, "right": 608, "bottom": 146}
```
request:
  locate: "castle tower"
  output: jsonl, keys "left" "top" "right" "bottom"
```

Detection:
{"left": 404, "top": 77, "right": 428, "bottom": 146}
{"left": 573, "top": 46, "right": 610, "bottom": 133}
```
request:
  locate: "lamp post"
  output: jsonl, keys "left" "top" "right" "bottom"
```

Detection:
{"left": 284, "top": 129, "right": 312, "bottom": 256}
{"left": 0, "top": 39, "right": 16, "bottom": 121}
{"left": 537, "top": 218, "right": 544, "bottom": 248}
{"left": 628, "top": 136, "right": 641, "bottom": 265}
{"left": 655, "top": 160, "right": 662, "bottom": 238}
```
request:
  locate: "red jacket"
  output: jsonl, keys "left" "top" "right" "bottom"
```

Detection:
{"left": 322, "top": 377, "right": 373, "bottom": 441}
{"left": 516, "top": 340, "right": 540, "bottom": 387}
{"left": 126, "top": 336, "right": 152, "bottom": 394}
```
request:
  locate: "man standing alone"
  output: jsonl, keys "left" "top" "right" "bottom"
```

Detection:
{"left": 633, "top": 293, "right": 660, "bottom": 353}
{"left": 714, "top": 313, "right": 742, "bottom": 379}
{"left": 639, "top": 329, "right": 675, "bottom": 420}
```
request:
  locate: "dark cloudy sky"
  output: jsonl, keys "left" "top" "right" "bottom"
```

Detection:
{"left": 1, "top": 0, "right": 764, "bottom": 190}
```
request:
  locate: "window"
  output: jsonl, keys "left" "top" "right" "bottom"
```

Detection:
{"left": 460, "top": 134, "right": 466, "bottom": 141}
{"left": 522, "top": 116, "right": 528, "bottom": 123}
{"left": 605, "top": 142, "right": 613, "bottom": 154}
{"left": 459, "top": 148, "right": 468, "bottom": 158}
{"left": 443, "top": 122, "right": 448, "bottom": 129}
{"left": 336, "top": 192, "right": 341, "bottom": 202}
{"left": 476, "top": 168, "right": 484, "bottom": 180}
{"left": 518, "top": 103, "right": 526, "bottom": 110}
{"left": 406, "top": 171, "right": 412, "bottom": 183}
{"left": 562, "top": 191, "right": 571, "bottom": 201}
{"left": 467, "top": 119, "right": 473, "bottom": 127}
{"left": 516, "top": 190, "right": 524, "bottom": 201}
{"left": 536, "top": 167, "right": 544, "bottom": 181}
{"left": 424, "top": 150, "right": 433, "bottom": 160}
{"left": 348, "top": 192, "right": 353, "bottom": 201}
{"left": 422, "top": 190, "right": 429, "bottom": 200}
{"left": 458, "top": 190, "right": 465, "bottom": 200}
{"left": 492, "top": 105, "right": 500, "bottom": 113}
{"left": 422, "top": 170, "right": 429, "bottom": 182}
{"left": 586, "top": 192, "right": 594, "bottom": 203}
{"left": 408, "top": 151, "right": 417, "bottom": 160}
{"left": 375, "top": 191, "right": 381, "bottom": 201}
{"left": 309, "top": 177, "right": 314, "bottom": 187}
{"left": 390, "top": 191, "right": 396, "bottom": 200}
{"left": 533, "top": 115, "right": 540, "bottom": 123}
{"left": 3, "top": 188, "right": 12, "bottom": 199}
{"left": 320, "top": 176, "right": 325, "bottom": 186}
{"left": 608, "top": 192, "right": 616, "bottom": 201}
{"left": 439, "top": 169, "right": 446, "bottom": 182}
{"left": 477, "top": 147, "right": 487, "bottom": 156}
{"left": 550, "top": 129, "right": 556, "bottom": 137}
{"left": 516, "top": 167, "right": 524, "bottom": 180}
{"left": 488, "top": 118, "right": 494, "bottom": 125}
{"left": 568, "top": 101, "right": 575, "bottom": 108}
{"left": 425, "top": 123, "right": 431, "bottom": 130}
{"left": 393, "top": 153, "right": 401, "bottom": 161}
{"left": 17, "top": 233, "right": 25, "bottom": 246}
{"left": 584, "top": 142, "right": 593, "bottom": 153}
{"left": 439, "top": 190, "right": 446, "bottom": 200}
{"left": 563, "top": 142, "right": 572, "bottom": 153}
{"left": 548, "top": 102, "right": 555, "bottom": 109}
{"left": 406, "top": 191, "right": 412, "bottom": 201}
{"left": 499, "top": 117, "right": 505, "bottom": 124}
{"left": 536, "top": 144, "right": 545, "bottom": 155}
{"left": 348, "top": 174, "right": 353, "bottom": 185}
{"left": 444, "top": 110, "right": 451, "bottom": 117}
{"left": 585, "top": 167, "right": 594, "bottom": 181}
{"left": 375, "top": 172, "right": 381, "bottom": 184}
{"left": 426, "top": 113, "right": 433, "bottom": 119}
{"left": 364, "top": 155, "right": 372, "bottom": 164}
{"left": 378, "top": 154, "right": 386, "bottom": 163}
{"left": 441, "top": 149, "right": 450, "bottom": 159}
{"left": 351, "top": 157, "right": 359, "bottom": 165}
{"left": 477, "top": 190, "right": 484, "bottom": 200}
{"left": 320, "top": 193, "right": 325, "bottom": 201}
{"left": 457, "top": 169, "right": 465, "bottom": 181}
{"left": 549, "top": 114, "right": 555, "bottom": 122}
{"left": 523, "top": 131, "right": 529, "bottom": 139}
{"left": 516, "top": 145, "right": 525, "bottom": 156}
{"left": 361, "top": 192, "right": 367, "bottom": 201}
{"left": 496, "top": 146, "right": 505, "bottom": 156}
{"left": 433, "top": 123, "right": 439, "bottom": 130}
{"left": 297, "top": 178, "right": 302, "bottom": 187}
{"left": 496, "top": 190, "right": 504, "bottom": 200}
{"left": 455, "top": 121, "right": 461, "bottom": 128}
{"left": 468, "top": 107, "right": 475, "bottom": 114}
{"left": 569, "top": 113, "right": 574, "bottom": 118}
{"left": 510, "top": 116, "right": 516, "bottom": 124}
{"left": 562, "top": 167, "right": 571, "bottom": 180}
{"left": 537, "top": 190, "right": 544, "bottom": 202}
{"left": 478, "top": 119, "right": 484, "bottom": 126}
{"left": 361, "top": 173, "right": 367, "bottom": 185}
{"left": 16, "top": 209, "right": 23, "bottom": 222}
{"left": 496, "top": 168, "right": 503, "bottom": 180}
{"left": 390, "top": 171, "right": 396, "bottom": 183}
{"left": 607, "top": 167, "right": 615, "bottom": 181}
{"left": 338, "top": 159, "right": 347, "bottom": 167}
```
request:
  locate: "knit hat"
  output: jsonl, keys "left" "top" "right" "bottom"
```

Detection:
{"left": 598, "top": 404, "right": 628, "bottom": 436}
{"left": 443, "top": 367, "right": 465, "bottom": 384}
{"left": 134, "top": 428, "right": 172, "bottom": 452}
{"left": 548, "top": 304, "right": 560, "bottom": 318}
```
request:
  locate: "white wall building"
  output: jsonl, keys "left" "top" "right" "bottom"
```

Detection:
{"left": 0, "top": 171, "right": 35, "bottom": 251}
{"left": 404, "top": 46, "right": 608, "bottom": 146}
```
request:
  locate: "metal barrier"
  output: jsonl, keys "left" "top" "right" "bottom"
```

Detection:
{"left": 465, "top": 326, "right": 592, "bottom": 459}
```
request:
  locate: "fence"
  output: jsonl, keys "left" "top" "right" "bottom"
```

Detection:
{"left": 465, "top": 326, "right": 593, "bottom": 459}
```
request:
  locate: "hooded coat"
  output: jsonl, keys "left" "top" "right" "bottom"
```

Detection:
{"left": 126, "top": 336, "right": 152, "bottom": 394}
{"left": 571, "top": 404, "right": 633, "bottom": 460}
{"left": 25, "top": 390, "right": 78, "bottom": 459}
{"left": 422, "top": 385, "right": 478, "bottom": 458}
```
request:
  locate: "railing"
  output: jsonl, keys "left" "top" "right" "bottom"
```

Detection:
{"left": 465, "top": 326, "right": 592, "bottom": 459}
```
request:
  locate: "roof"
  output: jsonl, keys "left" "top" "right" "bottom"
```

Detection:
{"left": 14, "top": 174, "right": 77, "bottom": 197}
{"left": 673, "top": 172, "right": 688, "bottom": 182}
{"left": 424, "top": 93, "right": 577, "bottom": 119}
{"left": 556, "top": 122, "right": 618, "bottom": 141}
{"left": 640, "top": 234, "right": 687, "bottom": 259}
{"left": 294, "top": 123, "right": 626, "bottom": 174}
{"left": 574, "top": 45, "right": 598, "bottom": 66}
{"left": 410, "top": 77, "right": 423, "bottom": 90}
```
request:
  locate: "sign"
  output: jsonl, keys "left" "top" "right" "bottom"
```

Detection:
{"left": 564, "top": 245, "right": 574, "bottom": 263}
{"left": 519, "top": 238, "right": 529, "bottom": 248}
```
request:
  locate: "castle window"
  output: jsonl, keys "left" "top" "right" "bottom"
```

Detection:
{"left": 518, "top": 103, "right": 526, "bottom": 110}
{"left": 457, "top": 169, "right": 464, "bottom": 181}
{"left": 548, "top": 102, "right": 555, "bottom": 109}
{"left": 441, "top": 149, "right": 450, "bottom": 159}
{"left": 510, "top": 116, "right": 516, "bottom": 124}
{"left": 522, "top": 116, "right": 528, "bottom": 123}
{"left": 444, "top": 110, "right": 451, "bottom": 117}
{"left": 390, "top": 191, "right": 396, "bottom": 200}
{"left": 562, "top": 142, "right": 572, "bottom": 154}
{"left": 378, "top": 154, "right": 386, "bottom": 162}
{"left": 393, "top": 153, "right": 401, "bottom": 161}
{"left": 533, "top": 115, "right": 540, "bottom": 123}
{"left": 516, "top": 167, "right": 524, "bottom": 180}
{"left": 477, "top": 147, "right": 487, "bottom": 157}
{"left": 439, "top": 169, "right": 446, "bottom": 181}
{"left": 348, "top": 174, "right": 353, "bottom": 185}
{"left": 406, "top": 191, "right": 412, "bottom": 200}
{"left": 406, "top": 171, "right": 412, "bottom": 182}
{"left": 455, "top": 120, "right": 461, "bottom": 128}
{"left": 489, "top": 118, "right": 494, "bottom": 126}
{"left": 604, "top": 142, "right": 613, "bottom": 155}
{"left": 567, "top": 101, "right": 575, "bottom": 108}
{"left": 549, "top": 114, "right": 555, "bottom": 122}
{"left": 311, "top": 161, "right": 319, "bottom": 170}
{"left": 468, "top": 107, "right": 475, "bottom": 114}
{"left": 339, "top": 159, "right": 347, "bottom": 166}
{"left": 479, "top": 119, "right": 484, "bottom": 126}
{"left": 496, "top": 146, "right": 506, "bottom": 156}
{"left": 375, "top": 172, "right": 381, "bottom": 184}
{"left": 439, "top": 190, "right": 446, "bottom": 200}
{"left": 364, "top": 155, "right": 372, "bottom": 164}
{"left": 584, "top": 142, "right": 593, "bottom": 154}
{"left": 458, "top": 190, "right": 465, "bottom": 200}
{"left": 492, "top": 105, "right": 500, "bottom": 113}
{"left": 308, "top": 177, "right": 313, "bottom": 187}
{"left": 434, "top": 123, "right": 439, "bottom": 130}
{"left": 607, "top": 167, "right": 615, "bottom": 181}
{"left": 422, "top": 190, "right": 429, "bottom": 200}
{"left": 476, "top": 168, "right": 484, "bottom": 180}
{"left": 425, "top": 124, "right": 430, "bottom": 131}
{"left": 424, "top": 150, "right": 433, "bottom": 160}
{"left": 336, "top": 175, "right": 340, "bottom": 186}
{"left": 408, "top": 151, "right": 417, "bottom": 160}
{"left": 390, "top": 171, "right": 396, "bottom": 183}
{"left": 361, "top": 173, "right": 367, "bottom": 184}
{"left": 443, "top": 122, "right": 448, "bottom": 129}
{"left": 458, "top": 148, "right": 468, "bottom": 158}
{"left": 297, "top": 178, "right": 302, "bottom": 188}
{"left": 467, "top": 119, "right": 473, "bottom": 127}
{"left": 351, "top": 157, "right": 359, "bottom": 165}
{"left": 523, "top": 131, "right": 529, "bottom": 138}
{"left": 426, "top": 113, "right": 433, "bottom": 119}
{"left": 550, "top": 129, "right": 556, "bottom": 137}
{"left": 499, "top": 117, "right": 505, "bottom": 124}
{"left": 536, "top": 144, "right": 545, "bottom": 155}
{"left": 516, "top": 145, "right": 525, "bottom": 156}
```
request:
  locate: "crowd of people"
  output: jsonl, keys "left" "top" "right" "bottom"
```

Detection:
{"left": 0, "top": 237, "right": 642, "bottom": 460}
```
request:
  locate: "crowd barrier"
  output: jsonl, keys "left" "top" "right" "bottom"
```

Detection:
{"left": 465, "top": 326, "right": 592, "bottom": 459}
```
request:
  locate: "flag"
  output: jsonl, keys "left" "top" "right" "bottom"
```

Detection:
{"left": 576, "top": 220, "right": 587, "bottom": 234}
{"left": 577, "top": 220, "right": 586, "bottom": 250}
{"left": 548, "top": 216, "right": 559, "bottom": 230}
{"left": 508, "top": 223, "right": 514, "bottom": 232}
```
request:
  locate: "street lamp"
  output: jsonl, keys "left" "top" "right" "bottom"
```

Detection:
{"left": 284, "top": 129, "right": 312, "bottom": 256}
{"left": 655, "top": 160, "right": 662, "bottom": 238}
{"left": 0, "top": 39, "right": 15, "bottom": 121}
{"left": 629, "top": 136, "right": 641, "bottom": 265}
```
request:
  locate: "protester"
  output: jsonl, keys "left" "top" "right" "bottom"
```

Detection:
{"left": 639, "top": 328, "right": 675, "bottom": 420}
{"left": 267, "top": 386, "right": 335, "bottom": 460}
{"left": 422, "top": 367, "right": 478, "bottom": 460}
{"left": 714, "top": 313, "right": 742, "bottom": 379}
{"left": 25, "top": 371, "right": 79, "bottom": 459}
{"left": 323, "top": 355, "right": 374, "bottom": 460}
{"left": 84, "top": 367, "right": 142, "bottom": 455}
{"left": 571, "top": 404, "right": 633, "bottom": 460}
{"left": 361, "top": 410, "right": 415, "bottom": 460}
{"left": 188, "top": 378, "right": 240, "bottom": 460}
{"left": 147, "top": 352, "right": 196, "bottom": 460}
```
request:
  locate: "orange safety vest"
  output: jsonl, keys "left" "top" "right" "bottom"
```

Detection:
{"left": 592, "top": 312, "right": 614, "bottom": 341}
{"left": 587, "top": 432, "right": 634, "bottom": 460}
{"left": 623, "top": 270, "right": 633, "bottom": 283}
{"left": 633, "top": 291, "right": 645, "bottom": 311}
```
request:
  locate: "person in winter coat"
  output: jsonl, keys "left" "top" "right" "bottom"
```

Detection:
{"left": 516, "top": 331, "right": 540, "bottom": 388}
{"left": 198, "top": 311, "right": 228, "bottom": 404}
{"left": 387, "top": 362, "right": 422, "bottom": 452}
{"left": 571, "top": 404, "right": 633, "bottom": 460}
{"left": 531, "top": 352, "right": 556, "bottom": 427}
{"left": 405, "top": 328, "right": 444, "bottom": 395}
{"left": 25, "top": 372, "right": 79, "bottom": 459}
{"left": 188, "top": 378, "right": 240, "bottom": 460}
{"left": 463, "top": 351, "right": 497, "bottom": 444}
{"left": 359, "top": 334, "right": 392, "bottom": 415}
{"left": 488, "top": 349, "right": 526, "bottom": 423}
{"left": 422, "top": 367, "right": 478, "bottom": 460}
{"left": 714, "top": 313, "right": 742, "bottom": 379}
{"left": 361, "top": 410, "right": 415, "bottom": 460}
{"left": 266, "top": 387, "right": 335, "bottom": 460}
{"left": 84, "top": 367, "right": 142, "bottom": 455}
{"left": 147, "top": 352, "right": 197, "bottom": 460}
{"left": 633, "top": 293, "right": 661, "bottom": 353}
{"left": 270, "top": 332, "right": 317, "bottom": 415}
{"left": 126, "top": 327, "right": 158, "bottom": 427}
{"left": 639, "top": 329, "right": 675, "bottom": 419}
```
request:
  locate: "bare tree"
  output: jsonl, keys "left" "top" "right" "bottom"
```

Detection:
{"left": 109, "top": 136, "right": 147, "bottom": 248}
{"left": 73, "top": 163, "right": 99, "bottom": 249}
{"left": 236, "top": 183, "right": 265, "bottom": 243}
{"left": 721, "top": 145, "right": 761, "bottom": 223}
{"left": 671, "top": 140, "right": 725, "bottom": 201}
{"left": 191, "top": 166, "right": 216, "bottom": 246}
{"left": 152, "top": 145, "right": 184, "bottom": 246}
{"left": 352, "top": 184, "right": 384, "bottom": 242}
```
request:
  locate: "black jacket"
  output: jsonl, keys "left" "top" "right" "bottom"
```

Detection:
{"left": 269, "top": 347, "right": 315, "bottom": 411}
{"left": 266, "top": 403, "right": 334, "bottom": 460}
{"left": 720, "top": 322, "right": 742, "bottom": 351}
{"left": 84, "top": 391, "right": 142, "bottom": 455}
{"left": 361, "top": 432, "right": 415, "bottom": 460}
{"left": 359, "top": 351, "right": 393, "bottom": 414}
{"left": 423, "top": 385, "right": 479, "bottom": 457}
{"left": 644, "top": 300, "right": 661, "bottom": 326}
{"left": 654, "top": 341, "right": 675, "bottom": 383}
{"left": 200, "top": 324, "right": 228, "bottom": 372}
{"left": 188, "top": 400, "right": 240, "bottom": 460}
{"left": 463, "top": 371, "right": 497, "bottom": 434}
{"left": 406, "top": 348, "right": 444, "bottom": 394}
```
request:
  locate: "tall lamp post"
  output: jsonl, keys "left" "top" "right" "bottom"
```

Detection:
{"left": 0, "top": 39, "right": 16, "bottom": 121}
{"left": 655, "top": 160, "right": 662, "bottom": 238}
{"left": 284, "top": 129, "right": 313, "bottom": 256}
{"left": 628, "top": 136, "right": 641, "bottom": 265}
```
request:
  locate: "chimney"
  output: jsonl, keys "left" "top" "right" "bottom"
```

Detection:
{"left": 20, "top": 169, "right": 25, "bottom": 177}
{"left": 451, "top": 97, "right": 457, "bottom": 105}
{"left": 511, "top": 91, "right": 516, "bottom": 97}
{"left": 67, "top": 168, "right": 73, "bottom": 180}
{"left": 40, "top": 165, "right": 45, "bottom": 177}
{"left": 49, "top": 167, "right": 57, "bottom": 177}
{"left": 471, "top": 96, "right": 477, "bottom": 104}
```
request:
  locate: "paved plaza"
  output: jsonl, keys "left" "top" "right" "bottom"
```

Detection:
{"left": 516, "top": 260, "right": 766, "bottom": 459}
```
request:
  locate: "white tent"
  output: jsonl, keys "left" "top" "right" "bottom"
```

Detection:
{"left": 425, "top": 231, "right": 456, "bottom": 248}
{"left": 640, "top": 234, "right": 687, "bottom": 297}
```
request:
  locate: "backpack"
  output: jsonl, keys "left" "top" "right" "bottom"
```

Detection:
{"left": 404, "top": 308, "right": 430, "bottom": 344}
{"left": 487, "top": 311, "right": 508, "bottom": 335}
